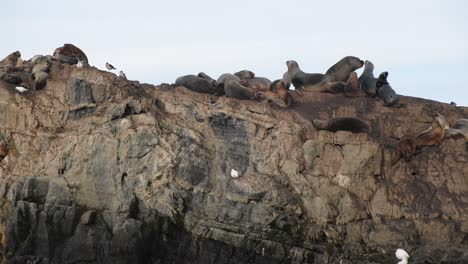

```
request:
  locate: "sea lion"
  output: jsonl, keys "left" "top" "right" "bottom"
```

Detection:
{"left": 358, "top": 60, "right": 377, "bottom": 96}
{"left": 451, "top": 119, "right": 468, "bottom": 129}
{"left": 217, "top": 73, "right": 255, "bottom": 100}
{"left": 376, "top": 72, "right": 399, "bottom": 106}
{"left": 175, "top": 74, "right": 218, "bottom": 95}
{"left": 256, "top": 80, "right": 292, "bottom": 108}
{"left": 415, "top": 113, "right": 447, "bottom": 147}
{"left": 312, "top": 117, "right": 370, "bottom": 133}
{"left": 53, "top": 44, "right": 88, "bottom": 65}
{"left": 0, "top": 141, "right": 9, "bottom": 161}
{"left": 235, "top": 70, "right": 272, "bottom": 92}
{"left": 344, "top": 72, "right": 366, "bottom": 97}
{"left": 286, "top": 56, "right": 363, "bottom": 94}
{"left": 31, "top": 61, "right": 51, "bottom": 90}
{"left": 281, "top": 71, "right": 291, "bottom": 90}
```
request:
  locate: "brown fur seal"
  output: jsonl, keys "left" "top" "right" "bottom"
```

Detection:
{"left": 415, "top": 113, "right": 447, "bottom": 147}
{"left": 53, "top": 44, "right": 88, "bottom": 65}
{"left": 312, "top": 117, "right": 370, "bottom": 133}
{"left": 217, "top": 73, "right": 255, "bottom": 100}
{"left": 175, "top": 74, "right": 218, "bottom": 95}
{"left": 256, "top": 80, "right": 292, "bottom": 108}
{"left": 197, "top": 72, "right": 216, "bottom": 84}
{"left": 31, "top": 61, "right": 51, "bottom": 90}
{"left": 358, "top": 60, "right": 377, "bottom": 96}
{"left": 376, "top": 72, "right": 399, "bottom": 106}
{"left": 344, "top": 72, "right": 366, "bottom": 97}
{"left": 286, "top": 56, "right": 363, "bottom": 94}
{"left": 234, "top": 70, "right": 272, "bottom": 92}
{"left": 0, "top": 141, "right": 9, "bottom": 161}
{"left": 445, "top": 119, "right": 468, "bottom": 140}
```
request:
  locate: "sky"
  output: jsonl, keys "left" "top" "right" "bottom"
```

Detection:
{"left": 2, "top": 0, "right": 468, "bottom": 105}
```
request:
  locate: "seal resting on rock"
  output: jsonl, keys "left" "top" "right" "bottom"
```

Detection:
{"left": 197, "top": 72, "right": 216, "bottom": 84}
{"left": 53, "top": 44, "right": 88, "bottom": 65}
{"left": 175, "top": 74, "right": 218, "bottom": 95}
{"left": 31, "top": 60, "right": 51, "bottom": 90}
{"left": 312, "top": 117, "right": 370, "bottom": 133}
{"left": 0, "top": 51, "right": 21, "bottom": 71}
{"left": 256, "top": 80, "right": 292, "bottom": 108}
{"left": 217, "top": 73, "right": 255, "bottom": 100}
{"left": 286, "top": 56, "right": 363, "bottom": 94}
{"left": 445, "top": 119, "right": 468, "bottom": 140}
{"left": 234, "top": 70, "right": 272, "bottom": 92}
{"left": 376, "top": 72, "right": 399, "bottom": 106}
{"left": 415, "top": 113, "right": 447, "bottom": 147}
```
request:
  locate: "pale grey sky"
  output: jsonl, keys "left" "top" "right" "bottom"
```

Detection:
{"left": 3, "top": 0, "right": 468, "bottom": 105}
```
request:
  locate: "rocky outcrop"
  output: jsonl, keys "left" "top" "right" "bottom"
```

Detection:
{"left": 0, "top": 60, "right": 467, "bottom": 264}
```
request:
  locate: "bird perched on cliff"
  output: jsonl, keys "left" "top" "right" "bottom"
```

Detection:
{"left": 450, "top": 101, "right": 457, "bottom": 106}
{"left": 230, "top": 169, "right": 240, "bottom": 178}
{"left": 15, "top": 86, "right": 28, "bottom": 93}
{"left": 396, "top": 248, "right": 409, "bottom": 264}
{"left": 119, "top": 70, "right": 127, "bottom": 79}
{"left": 105, "top": 62, "right": 116, "bottom": 70}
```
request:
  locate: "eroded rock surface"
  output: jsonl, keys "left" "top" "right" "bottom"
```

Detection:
{"left": 0, "top": 62, "right": 467, "bottom": 264}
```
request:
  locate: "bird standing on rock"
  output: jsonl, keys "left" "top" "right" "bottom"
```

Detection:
{"left": 105, "top": 62, "right": 116, "bottom": 70}
{"left": 395, "top": 248, "right": 410, "bottom": 264}
{"left": 15, "top": 86, "right": 28, "bottom": 93}
{"left": 119, "top": 71, "right": 127, "bottom": 79}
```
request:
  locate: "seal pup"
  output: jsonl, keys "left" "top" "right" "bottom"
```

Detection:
{"left": 415, "top": 113, "right": 447, "bottom": 147}
{"left": 376, "top": 72, "right": 399, "bottom": 106}
{"left": 175, "top": 74, "right": 218, "bottom": 95}
{"left": 343, "top": 72, "right": 366, "bottom": 97}
{"left": 119, "top": 71, "right": 127, "bottom": 79}
{"left": 256, "top": 80, "right": 292, "bottom": 108}
{"left": 312, "top": 117, "right": 370, "bottom": 133}
{"left": 106, "top": 62, "right": 116, "bottom": 70}
{"left": 358, "top": 60, "right": 378, "bottom": 96}
{"left": 217, "top": 73, "right": 255, "bottom": 100}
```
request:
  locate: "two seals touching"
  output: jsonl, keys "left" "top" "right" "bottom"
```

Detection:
{"left": 358, "top": 60, "right": 399, "bottom": 106}
{"left": 175, "top": 74, "right": 219, "bottom": 95}
{"left": 312, "top": 117, "right": 370, "bottom": 134}
{"left": 285, "top": 56, "right": 364, "bottom": 94}
{"left": 234, "top": 70, "right": 272, "bottom": 92}
{"left": 216, "top": 73, "right": 255, "bottom": 100}
{"left": 255, "top": 80, "right": 292, "bottom": 108}
{"left": 445, "top": 119, "right": 468, "bottom": 140}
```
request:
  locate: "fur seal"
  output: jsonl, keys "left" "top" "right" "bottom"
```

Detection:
{"left": 0, "top": 141, "right": 9, "bottom": 161}
{"left": 217, "top": 73, "right": 255, "bottom": 100}
{"left": 197, "top": 72, "right": 216, "bottom": 84}
{"left": 376, "top": 72, "right": 399, "bottom": 106}
{"left": 445, "top": 119, "right": 468, "bottom": 140}
{"left": 358, "top": 60, "right": 377, "bottom": 96}
{"left": 175, "top": 74, "right": 218, "bottom": 95}
{"left": 344, "top": 72, "right": 366, "bottom": 97}
{"left": 281, "top": 71, "right": 291, "bottom": 90}
{"left": 415, "top": 113, "right": 447, "bottom": 147}
{"left": 312, "top": 117, "right": 370, "bottom": 133}
{"left": 235, "top": 70, "right": 272, "bottom": 92}
{"left": 0, "top": 51, "right": 21, "bottom": 70}
{"left": 256, "top": 80, "right": 292, "bottom": 108}
{"left": 286, "top": 56, "right": 363, "bottom": 94}
{"left": 53, "top": 44, "right": 88, "bottom": 65}
{"left": 31, "top": 60, "right": 51, "bottom": 90}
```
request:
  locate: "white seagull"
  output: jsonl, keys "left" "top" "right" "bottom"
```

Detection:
{"left": 15, "top": 86, "right": 29, "bottom": 93}
{"left": 119, "top": 71, "right": 127, "bottom": 79}
{"left": 396, "top": 248, "right": 410, "bottom": 264}
{"left": 77, "top": 59, "right": 84, "bottom": 68}
{"left": 230, "top": 169, "right": 239, "bottom": 178}
{"left": 105, "top": 62, "right": 116, "bottom": 70}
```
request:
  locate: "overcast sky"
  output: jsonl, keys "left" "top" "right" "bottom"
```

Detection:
{"left": 3, "top": 0, "right": 467, "bottom": 105}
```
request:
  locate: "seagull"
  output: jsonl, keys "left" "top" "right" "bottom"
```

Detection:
{"left": 15, "top": 86, "right": 29, "bottom": 93}
{"left": 450, "top": 101, "right": 457, "bottom": 106}
{"left": 396, "top": 248, "right": 409, "bottom": 264}
{"left": 105, "top": 62, "right": 116, "bottom": 70}
{"left": 77, "top": 59, "right": 84, "bottom": 68}
{"left": 230, "top": 169, "right": 239, "bottom": 178}
{"left": 119, "top": 71, "right": 127, "bottom": 79}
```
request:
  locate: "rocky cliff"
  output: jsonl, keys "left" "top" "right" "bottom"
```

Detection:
{"left": 0, "top": 62, "right": 467, "bottom": 264}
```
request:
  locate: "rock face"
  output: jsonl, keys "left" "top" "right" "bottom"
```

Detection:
{"left": 0, "top": 62, "right": 467, "bottom": 264}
